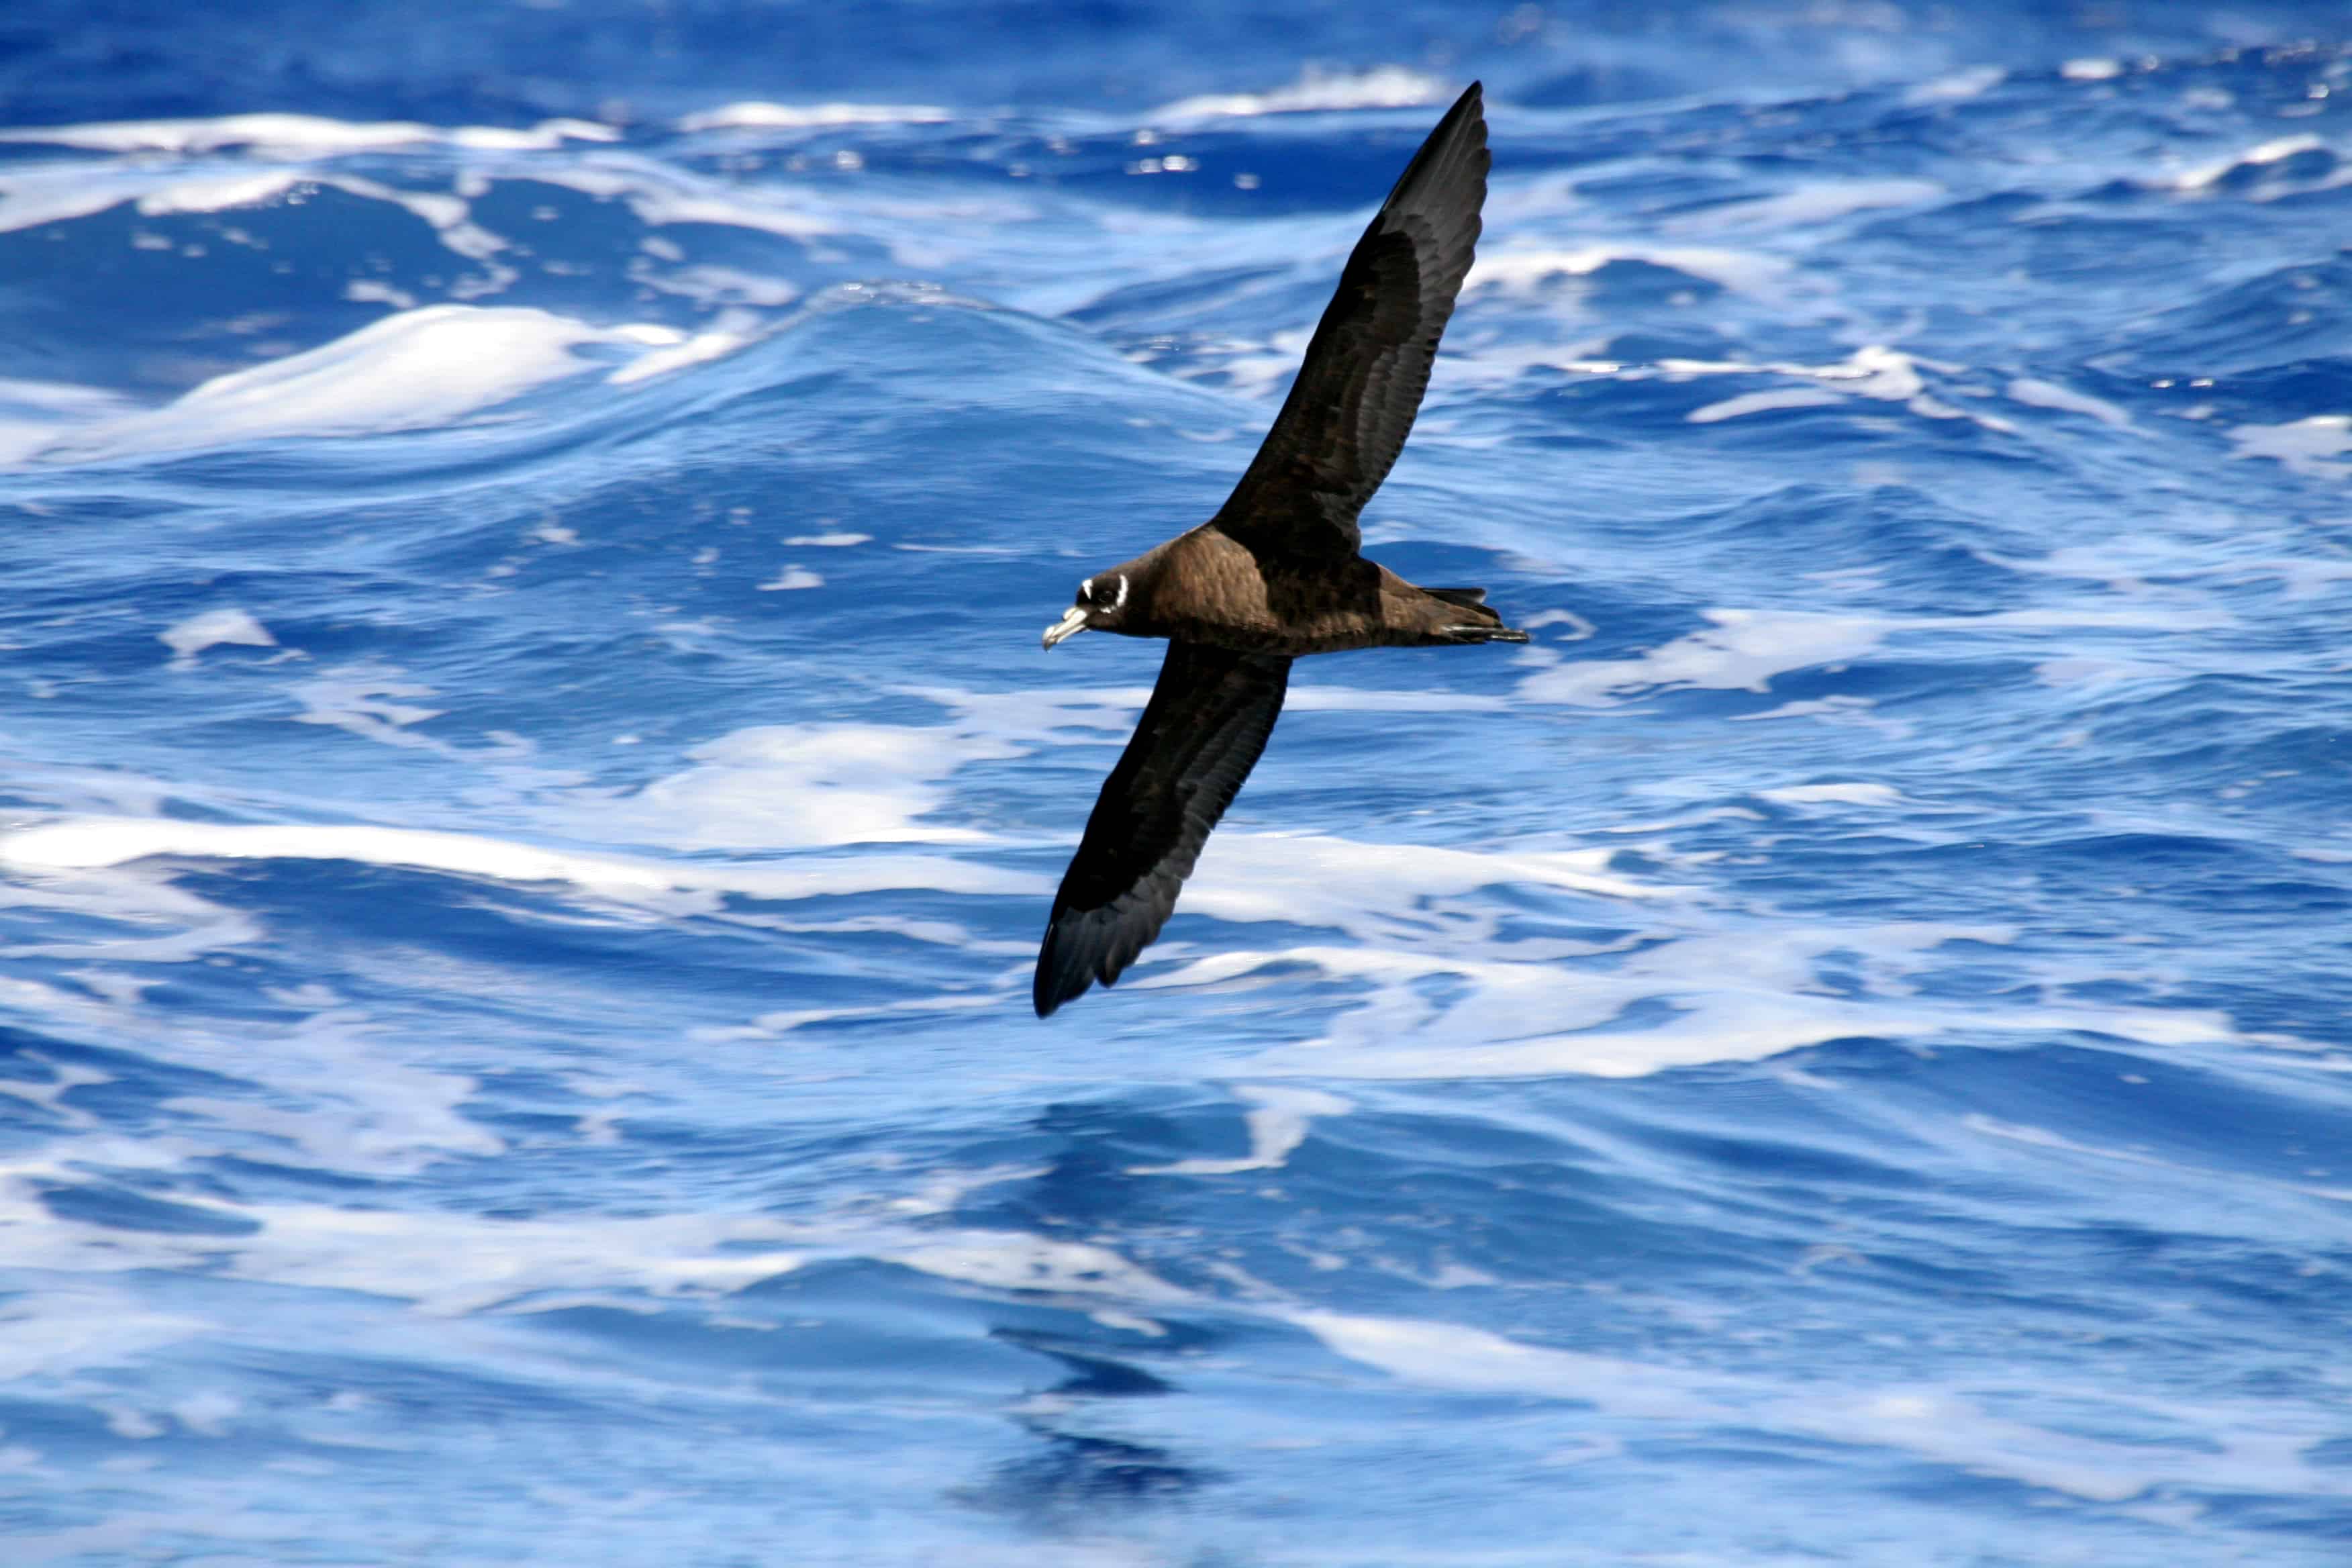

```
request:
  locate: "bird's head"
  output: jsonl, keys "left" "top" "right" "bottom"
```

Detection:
{"left": 1042, "top": 569, "right": 1137, "bottom": 648}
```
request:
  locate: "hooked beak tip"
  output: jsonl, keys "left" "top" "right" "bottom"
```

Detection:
{"left": 1042, "top": 608, "right": 1089, "bottom": 649}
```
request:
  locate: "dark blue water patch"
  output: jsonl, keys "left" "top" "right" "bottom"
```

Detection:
{"left": 2191, "top": 1493, "right": 2352, "bottom": 1547}
{"left": 38, "top": 1179, "right": 261, "bottom": 1236}
{"left": 1065, "top": 261, "right": 1302, "bottom": 334}
{"left": 965, "top": 1424, "right": 1210, "bottom": 1518}
{"left": 526, "top": 1292, "right": 1044, "bottom": 1398}
{"left": 2109, "top": 258, "right": 2352, "bottom": 377}
{"left": 0, "top": 191, "right": 442, "bottom": 395}
{"left": 1520, "top": 59, "right": 1688, "bottom": 109}
{"left": 460, "top": 176, "right": 818, "bottom": 307}
{"left": 2159, "top": 356, "right": 2352, "bottom": 424}
{"left": 0, "top": 1025, "right": 253, "bottom": 1128}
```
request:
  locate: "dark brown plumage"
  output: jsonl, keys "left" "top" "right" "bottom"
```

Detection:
{"left": 1034, "top": 83, "right": 1523, "bottom": 1018}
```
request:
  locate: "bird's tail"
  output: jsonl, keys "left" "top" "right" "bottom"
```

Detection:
{"left": 1425, "top": 586, "right": 1530, "bottom": 643}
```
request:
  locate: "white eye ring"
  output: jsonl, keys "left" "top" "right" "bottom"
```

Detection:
{"left": 1114, "top": 573, "right": 1130, "bottom": 608}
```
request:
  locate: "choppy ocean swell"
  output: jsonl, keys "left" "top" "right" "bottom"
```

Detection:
{"left": 3, "top": 29, "right": 2351, "bottom": 1567}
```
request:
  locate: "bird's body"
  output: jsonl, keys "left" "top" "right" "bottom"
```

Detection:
{"left": 1075, "top": 525, "right": 1513, "bottom": 655}
{"left": 1035, "top": 83, "right": 1519, "bottom": 1017}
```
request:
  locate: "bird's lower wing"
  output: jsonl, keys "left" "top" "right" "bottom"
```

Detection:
{"left": 1034, "top": 641, "right": 1293, "bottom": 1016}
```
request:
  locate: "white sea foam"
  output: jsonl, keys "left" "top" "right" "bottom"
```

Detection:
{"left": 1757, "top": 782, "right": 1904, "bottom": 808}
{"left": 2176, "top": 134, "right": 2331, "bottom": 193}
{"left": 1468, "top": 246, "right": 1796, "bottom": 300}
{"left": 1516, "top": 600, "right": 2231, "bottom": 709}
{"left": 0, "top": 818, "right": 1039, "bottom": 903}
{"left": 1291, "top": 1311, "right": 1725, "bottom": 1419}
{"left": 1685, "top": 386, "right": 1849, "bottom": 423}
{"left": 1176, "top": 834, "right": 1670, "bottom": 927}
{"left": 0, "top": 1287, "right": 211, "bottom": 1382}
{"left": 1177, "top": 889, "right": 2267, "bottom": 1081}
{"left": 0, "top": 379, "right": 142, "bottom": 464}
{"left": 131, "top": 170, "right": 305, "bottom": 217}
{"left": 1155, "top": 66, "right": 1446, "bottom": 121}
{"left": 1667, "top": 344, "right": 2020, "bottom": 430}
{"left": 531, "top": 157, "right": 842, "bottom": 242}
{"left": 30, "top": 307, "right": 730, "bottom": 461}
{"left": 1128, "top": 1086, "right": 1353, "bottom": 1176}
{"left": 2007, "top": 376, "right": 2138, "bottom": 432}
{"left": 595, "top": 723, "right": 1016, "bottom": 850}
{"left": 2230, "top": 413, "right": 2352, "bottom": 478}
{"left": 0, "top": 164, "right": 179, "bottom": 234}
{"left": 1515, "top": 608, "right": 1892, "bottom": 706}
{"left": 0, "top": 1143, "right": 1185, "bottom": 1326}
{"left": 1905, "top": 65, "right": 2007, "bottom": 103}
{"left": 1678, "top": 177, "right": 1943, "bottom": 231}
{"left": 605, "top": 326, "right": 752, "bottom": 386}
{"left": 893, "top": 1236, "right": 1191, "bottom": 1302}
{"left": 676, "top": 102, "right": 950, "bottom": 133}
{"left": 1291, "top": 1310, "right": 2341, "bottom": 1503}
{"left": 0, "top": 1166, "right": 810, "bottom": 1316}
{"left": 158, "top": 607, "right": 277, "bottom": 665}
{"left": 0, "top": 113, "right": 616, "bottom": 158}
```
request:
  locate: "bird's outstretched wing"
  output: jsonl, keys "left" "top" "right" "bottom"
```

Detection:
{"left": 1212, "top": 82, "right": 1488, "bottom": 562}
{"left": 1034, "top": 641, "right": 1292, "bottom": 1016}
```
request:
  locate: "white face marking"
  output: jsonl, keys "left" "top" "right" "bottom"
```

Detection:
{"left": 1114, "top": 573, "right": 1130, "bottom": 608}
{"left": 1079, "top": 577, "right": 1093, "bottom": 601}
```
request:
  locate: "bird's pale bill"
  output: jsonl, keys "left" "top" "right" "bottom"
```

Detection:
{"left": 1041, "top": 606, "right": 1089, "bottom": 648}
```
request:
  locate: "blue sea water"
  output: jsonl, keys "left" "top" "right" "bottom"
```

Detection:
{"left": 3, "top": 1, "right": 2351, "bottom": 1561}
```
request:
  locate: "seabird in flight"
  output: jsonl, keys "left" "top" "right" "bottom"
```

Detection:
{"left": 1034, "top": 82, "right": 1522, "bottom": 1018}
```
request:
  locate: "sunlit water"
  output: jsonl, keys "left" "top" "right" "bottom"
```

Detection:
{"left": 3, "top": 4, "right": 2351, "bottom": 1563}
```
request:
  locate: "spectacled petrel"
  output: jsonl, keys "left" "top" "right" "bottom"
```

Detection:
{"left": 1034, "top": 82, "right": 1523, "bottom": 1018}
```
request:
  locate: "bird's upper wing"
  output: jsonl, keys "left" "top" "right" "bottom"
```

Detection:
{"left": 1034, "top": 640, "right": 1292, "bottom": 1016}
{"left": 1212, "top": 82, "right": 1488, "bottom": 563}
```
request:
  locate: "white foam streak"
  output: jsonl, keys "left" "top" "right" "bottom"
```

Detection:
{"left": 1293, "top": 1310, "right": 2343, "bottom": 1503}
{"left": 1469, "top": 246, "right": 1796, "bottom": 300}
{"left": 0, "top": 1287, "right": 211, "bottom": 1381}
{"left": 1517, "top": 601, "right": 2233, "bottom": 709}
{"left": 0, "top": 818, "right": 1040, "bottom": 902}
{"left": 1516, "top": 609, "right": 1889, "bottom": 706}
{"left": 893, "top": 1236, "right": 1191, "bottom": 1302}
{"left": 2175, "top": 135, "right": 2347, "bottom": 197}
{"left": 0, "top": 113, "right": 617, "bottom": 157}
{"left": 132, "top": 170, "right": 304, "bottom": 216}
{"left": 1181, "top": 834, "right": 1672, "bottom": 925}
{"left": 27, "top": 306, "right": 738, "bottom": 461}
{"left": 1129, "top": 1087, "right": 1352, "bottom": 1176}
{"left": 600, "top": 724, "right": 1016, "bottom": 850}
{"left": 1685, "top": 386, "right": 1848, "bottom": 423}
{"left": 606, "top": 326, "right": 750, "bottom": 385}
{"left": 0, "top": 1170, "right": 808, "bottom": 1317}
{"left": 1155, "top": 66, "right": 1446, "bottom": 121}
{"left": 2230, "top": 413, "right": 2352, "bottom": 478}
{"left": 159, "top": 607, "right": 277, "bottom": 665}
{"left": 1679, "top": 178, "right": 1943, "bottom": 231}
{"left": 677, "top": 102, "right": 950, "bottom": 132}
{"left": 2008, "top": 376, "right": 2138, "bottom": 432}
{"left": 530, "top": 158, "right": 842, "bottom": 242}
{"left": 1905, "top": 66, "right": 2006, "bottom": 103}
{"left": 1758, "top": 782, "right": 1904, "bottom": 808}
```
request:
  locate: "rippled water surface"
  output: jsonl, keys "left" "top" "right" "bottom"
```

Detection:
{"left": 4, "top": 3, "right": 2351, "bottom": 1563}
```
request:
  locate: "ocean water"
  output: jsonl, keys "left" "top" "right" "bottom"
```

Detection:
{"left": 3, "top": 3, "right": 2351, "bottom": 1562}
